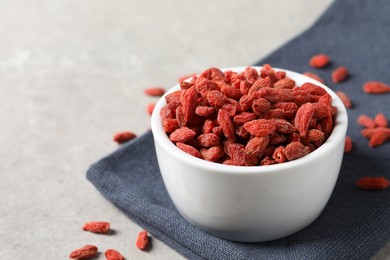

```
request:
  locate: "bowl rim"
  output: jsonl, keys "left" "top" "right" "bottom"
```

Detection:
{"left": 151, "top": 66, "right": 348, "bottom": 175}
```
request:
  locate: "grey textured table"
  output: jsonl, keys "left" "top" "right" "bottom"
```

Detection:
{"left": 1, "top": 0, "right": 389, "bottom": 259}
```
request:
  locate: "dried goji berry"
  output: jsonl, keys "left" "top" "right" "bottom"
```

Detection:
{"left": 363, "top": 81, "right": 390, "bottom": 94}
{"left": 197, "top": 133, "right": 220, "bottom": 147}
{"left": 82, "top": 221, "right": 110, "bottom": 234}
{"left": 113, "top": 131, "right": 136, "bottom": 144}
{"left": 249, "top": 77, "right": 272, "bottom": 95}
{"left": 271, "top": 102, "right": 297, "bottom": 118}
{"left": 136, "top": 230, "right": 150, "bottom": 250}
{"left": 271, "top": 118, "right": 297, "bottom": 134}
{"left": 200, "top": 145, "right": 225, "bottom": 162}
{"left": 217, "top": 109, "right": 236, "bottom": 142}
{"left": 272, "top": 146, "right": 287, "bottom": 163}
{"left": 207, "top": 90, "right": 226, "bottom": 107}
{"left": 309, "top": 54, "right": 330, "bottom": 68}
{"left": 163, "top": 118, "right": 179, "bottom": 133}
{"left": 147, "top": 102, "right": 156, "bottom": 115}
{"left": 165, "top": 90, "right": 182, "bottom": 109}
{"left": 300, "top": 82, "right": 327, "bottom": 96}
{"left": 260, "top": 156, "right": 277, "bottom": 166}
{"left": 304, "top": 129, "right": 324, "bottom": 143}
{"left": 344, "top": 136, "right": 353, "bottom": 153}
{"left": 176, "top": 142, "right": 202, "bottom": 158}
{"left": 356, "top": 177, "right": 390, "bottom": 190}
{"left": 369, "top": 130, "right": 388, "bottom": 147}
{"left": 245, "top": 136, "right": 269, "bottom": 156}
{"left": 195, "top": 106, "right": 214, "bottom": 117}
{"left": 374, "top": 113, "right": 388, "bottom": 127}
{"left": 284, "top": 142, "right": 310, "bottom": 161}
{"left": 357, "top": 114, "right": 375, "bottom": 128}
{"left": 144, "top": 87, "right": 165, "bottom": 96}
{"left": 303, "top": 72, "right": 324, "bottom": 83}
{"left": 243, "top": 119, "right": 276, "bottom": 137}
{"left": 233, "top": 112, "right": 257, "bottom": 125}
{"left": 331, "top": 66, "right": 348, "bottom": 83}
{"left": 336, "top": 91, "right": 352, "bottom": 108}
{"left": 260, "top": 64, "right": 279, "bottom": 82}
{"left": 294, "top": 102, "right": 315, "bottom": 137}
{"left": 181, "top": 86, "right": 199, "bottom": 124}
{"left": 105, "top": 249, "right": 125, "bottom": 260}
{"left": 273, "top": 78, "right": 295, "bottom": 89}
{"left": 169, "top": 127, "right": 196, "bottom": 143}
{"left": 252, "top": 98, "right": 271, "bottom": 115}
{"left": 202, "top": 119, "right": 214, "bottom": 134}
{"left": 69, "top": 245, "right": 98, "bottom": 259}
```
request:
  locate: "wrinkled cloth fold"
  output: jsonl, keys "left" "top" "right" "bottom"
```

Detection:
{"left": 87, "top": 0, "right": 390, "bottom": 259}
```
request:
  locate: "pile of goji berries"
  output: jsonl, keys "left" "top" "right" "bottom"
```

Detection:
{"left": 69, "top": 221, "right": 150, "bottom": 259}
{"left": 159, "top": 64, "right": 336, "bottom": 166}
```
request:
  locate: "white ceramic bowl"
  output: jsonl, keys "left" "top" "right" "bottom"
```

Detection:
{"left": 151, "top": 67, "right": 348, "bottom": 242}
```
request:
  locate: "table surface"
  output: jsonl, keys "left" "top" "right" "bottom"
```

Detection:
{"left": 1, "top": 0, "right": 389, "bottom": 259}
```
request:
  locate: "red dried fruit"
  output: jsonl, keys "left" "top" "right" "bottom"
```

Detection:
{"left": 249, "top": 77, "right": 272, "bottom": 95}
{"left": 271, "top": 102, "right": 298, "bottom": 118}
{"left": 200, "top": 67, "right": 225, "bottom": 81}
{"left": 260, "top": 64, "right": 279, "bottom": 82}
{"left": 113, "top": 131, "right": 136, "bottom": 144}
{"left": 243, "top": 119, "right": 277, "bottom": 137}
{"left": 272, "top": 146, "right": 287, "bottom": 163}
{"left": 259, "top": 88, "right": 294, "bottom": 103}
{"left": 169, "top": 127, "right": 196, "bottom": 143}
{"left": 207, "top": 90, "right": 226, "bottom": 107}
{"left": 252, "top": 98, "right": 271, "bottom": 115}
{"left": 176, "top": 142, "right": 202, "bottom": 158}
{"left": 294, "top": 102, "right": 315, "bottom": 137}
{"left": 218, "top": 80, "right": 242, "bottom": 100}
{"left": 105, "top": 249, "right": 125, "bottom": 260}
{"left": 200, "top": 145, "right": 225, "bottom": 162}
{"left": 160, "top": 106, "right": 174, "bottom": 120}
{"left": 245, "top": 136, "right": 269, "bottom": 156}
{"left": 197, "top": 133, "right": 220, "bottom": 147}
{"left": 202, "top": 119, "right": 214, "bottom": 134}
{"left": 300, "top": 82, "right": 327, "bottom": 96}
{"left": 147, "top": 103, "right": 156, "bottom": 115}
{"left": 303, "top": 72, "right": 324, "bottom": 83}
{"left": 239, "top": 95, "right": 254, "bottom": 111}
{"left": 369, "top": 130, "right": 388, "bottom": 147}
{"left": 165, "top": 90, "right": 182, "bottom": 109}
{"left": 180, "top": 81, "right": 192, "bottom": 90}
{"left": 136, "top": 230, "right": 149, "bottom": 250}
{"left": 163, "top": 119, "right": 179, "bottom": 133}
{"left": 217, "top": 109, "right": 236, "bottom": 142}
{"left": 271, "top": 118, "right": 297, "bottom": 134}
{"left": 195, "top": 106, "right": 214, "bottom": 117}
{"left": 304, "top": 129, "right": 324, "bottom": 143}
{"left": 344, "top": 136, "right": 353, "bottom": 153}
{"left": 233, "top": 112, "right": 257, "bottom": 125}
{"left": 144, "top": 87, "right": 165, "bottom": 96}
{"left": 331, "top": 66, "right": 348, "bottom": 83}
{"left": 363, "top": 81, "right": 390, "bottom": 94}
{"left": 374, "top": 113, "right": 388, "bottom": 127}
{"left": 181, "top": 86, "right": 199, "bottom": 124}
{"left": 357, "top": 114, "right": 375, "bottom": 128}
{"left": 356, "top": 177, "right": 390, "bottom": 190}
{"left": 260, "top": 156, "right": 277, "bottom": 166}
{"left": 309, "top": 54, "right": 330, "bottom": 68}
{"left": 336, "top": 91, "right": 352, "bottom": 108}
{"left": 360, "top": 127, "right": 390, "bottom": 139}
{"left": 195, "top": 77, "right": 218, "bottom": 96}
{"left": 82, "top": 221, "right": 110, "bottom": 234}
{"left": 69, "top": 245, "right": 98, "bottom": 259}
{"left": 221, "top": 103, "right": 237, "bottom": 117}
{"left": 273, "top": 78, "right": 295, "bottom": 89}
{"left": 284, "top": 142, "right": 310, "bottom": 160}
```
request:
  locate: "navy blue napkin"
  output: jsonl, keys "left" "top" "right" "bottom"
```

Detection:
{"left": 87, "top": 0, "right": 390, "bottom": 259}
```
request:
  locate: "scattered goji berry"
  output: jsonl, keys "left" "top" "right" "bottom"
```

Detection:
{"left": 144, "top": 87, "right": 165, "bottom": 96}
{"left": 105, "top": 249, "right": 125, "bottom": 260}
{"left": 344, "top": 136, "right": 353, "bottom": 153}
{"left": 374, "top": 113, "right": 388, "bottom": 127}
{"left": 356, "top": 177, "right": 390, "bottom": 190}
{"left": 336, "top": 91, "right": 352, "bottom": 108}
{"left": 147, "top": 102, "right": 156, "bottom": 115}
{"left": 113, "top": 131, "right": 137, "bottom": 144}
{"left": 69, "top": 245, "right": 98, "bottom": 259}
{"left": 331, "top": 66, "right": 348, "bottom": 83}
{"left": 309, "top": 54, "right": 330, "bottom": 68}
{"left": 363, "top": 81, "right": 390, "bottom": 94}
{"left": 369, "top": 130, "right": 388, "bottom": 147}
{"left": 136, "top": 230, "right": 150, "bottom": 250}
{"left": 357, "top": 114, "right": 375, "bottom": 128}
{"left": 82, "top": 221, "right": 110, "bottom": 234}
